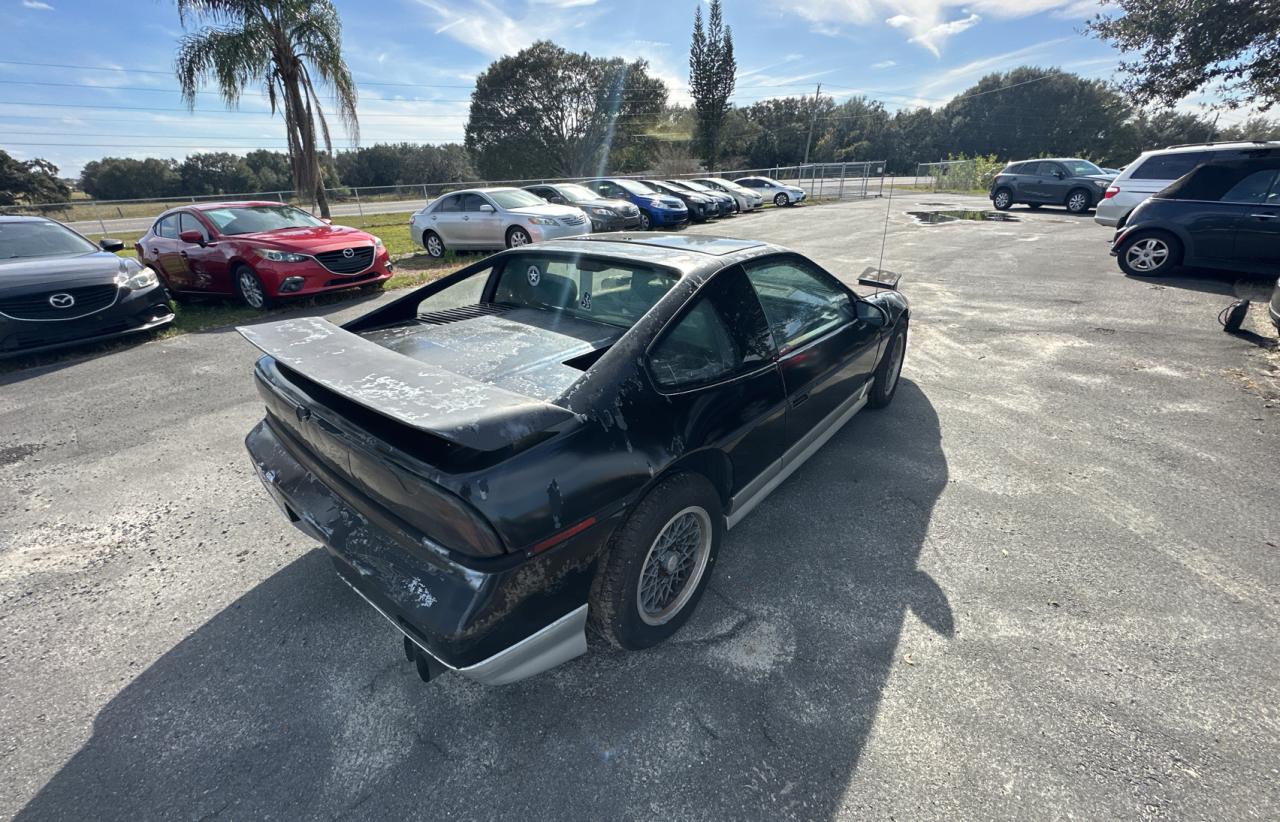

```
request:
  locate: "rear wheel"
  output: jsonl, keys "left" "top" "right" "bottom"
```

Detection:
{"left": 506, "top": 227, "right": 532, "bottom": 248}
{"left": 992, "top": 188, "right": 1013, "bottom": 210}
{"left": 868, "top": 320, "right": 908, "bottom": 409}
{"left": 590, "top": 472, "right": 723, "bottom": 650}
{"left": 1117, "top": 231, "right": 1181, "bottom": 276}
{"left": 234, "top": 264, "right": 274, "bottom": 310}
{"left": 423, "top": 230, "right": 445, "bottom": 258}
{"left": 1066, "top": 188, "right": 1092, "bottom": 214}
{"left": 773, "top": 192, "right": 790, "bottom": 207}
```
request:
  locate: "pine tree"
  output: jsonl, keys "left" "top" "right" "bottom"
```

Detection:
{"left": 689, "top": 0, "right": 736, "bottom": 167}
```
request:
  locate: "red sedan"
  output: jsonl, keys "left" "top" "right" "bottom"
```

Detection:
{"left": 136, "top": 202, "right": 393, "bottom": 309}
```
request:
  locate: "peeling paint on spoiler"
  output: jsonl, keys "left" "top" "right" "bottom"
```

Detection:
{"left": 237, "top": 316, "right": 577, "bottom": 452}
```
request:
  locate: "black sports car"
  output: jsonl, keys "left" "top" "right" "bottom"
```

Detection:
{"left": 0, "top": 215, "right": 173, "bottom": 358}
{"left": 240, "top": 234, "right": 909, "bottom": 685}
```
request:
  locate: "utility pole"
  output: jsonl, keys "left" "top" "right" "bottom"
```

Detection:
{"left": 1207, "top": 112, "right": 1220, "bottom": 143}
{"left": 802, "top": 82, "right": 822, "bottom": 166}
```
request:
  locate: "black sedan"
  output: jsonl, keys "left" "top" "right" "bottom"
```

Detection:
{"left": 642, "top": 179, "right": 721, "bottom": 222}
{"left": 0, "top": 216, "right": 173, "bottom": 359}
{"left": 522, "top": 182, "right": 644, "bottom": 232}
{"left": 1111, "top": 151, "right": 1279, "bottom": 277}
{"left": 240, "top": 234, "right": 909, "bottom": 685}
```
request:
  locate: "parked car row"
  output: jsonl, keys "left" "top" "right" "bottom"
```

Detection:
{"left": 409, "top": 176, "right": 790, "bottom": 260}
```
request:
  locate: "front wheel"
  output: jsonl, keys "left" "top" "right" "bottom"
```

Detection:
{"left": 1117, "top": 231, "right": 1181, "bottom": 277}
{"left": 1065, "top": 188, "right": 1092, "bottom": 214}
{"left": 590, "top": 472, "right": 723, "bottom": 650}
{"left": 992, "top": 188, "right": 1013, "bottom": 210}
{"left": 234, "top": 265, "right": 275, "bottom": 310}
{"left": 868, "top": 320, "right": 908, "bottom": 409}
{"left": 773, "top": 192, "right": 790, "bottom": 207}
{"left": 638, "top": 210, "right": 653, "bottom": 231}
{"left": 506, "top": 227, "right": 532, "bottom": 248}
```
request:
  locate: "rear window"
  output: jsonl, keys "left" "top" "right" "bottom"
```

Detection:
{"left": 492, "top": 253, "right": 677, "bottom": 329}
{"left": 1129, "top": 152, "right": 1209, "bottom": 181}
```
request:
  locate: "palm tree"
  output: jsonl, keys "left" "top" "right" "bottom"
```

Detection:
{"left": 174, "top": 0, "right": 357, "bottom": 217}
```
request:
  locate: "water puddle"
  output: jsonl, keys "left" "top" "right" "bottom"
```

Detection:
{"left": 907, "top": 210, "right": 1020, "bottom": 225}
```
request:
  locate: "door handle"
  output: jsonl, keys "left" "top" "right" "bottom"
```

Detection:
{"left": 149, "top": 248, "right": 158, "bottom": 255}
{"left": 791, "top": 392, "right": 810, "bottom": 408}
{"left": 462, "top": 216, "right": 470, "bottom": 221}
{"left": 1249, "top": 213, "right": 1278, "bottom": 220}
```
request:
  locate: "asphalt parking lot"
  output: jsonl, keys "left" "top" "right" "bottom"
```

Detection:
{"left": 2, "top": 196, "right": 1278, "bottom": 820}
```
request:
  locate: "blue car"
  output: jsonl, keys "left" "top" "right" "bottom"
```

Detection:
{"left": 585, "top": 178, "right": 687, "bottom": 230}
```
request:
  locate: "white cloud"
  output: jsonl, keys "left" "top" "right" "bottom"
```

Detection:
{"left": 22, "top": 0, "right": 54, "bottom": 9}
{"left": 871, "top": 60, "right": 897, "bottom": 69}
{"left": 780, "top": 0, "right": 1090, "bottom": 55}
{"left": 414, "top": 0, "right": 587, "bottom": 59}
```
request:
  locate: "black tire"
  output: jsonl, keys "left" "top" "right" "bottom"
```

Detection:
{"left": 773, "top": 192, "right": 790, "bottom": 207}
{"left": 868, "top": 319, "right": 908, "bottom": 409}
{"left": 422, "top": 230, "right": 445, "bottom": 258}
{"left": 590, "top": 472, "right": 723, "bottom": 651}
{"left": 1116, "top": 230, "right": 1181, "bottom": 277}
{"left": 506, "top": 226, "right": 533, "bottom": 248}
{"left": 1065, "top": 187, "right": 1092, "bottom": 214}
{"left": 992, "top": 188, "right": 1013, "bottom": 210}
{"left": 233, "top": 264, "right": 275, "bottom": 310}
{"left": 638, "top": 210, "right": 653, "bottom": 231}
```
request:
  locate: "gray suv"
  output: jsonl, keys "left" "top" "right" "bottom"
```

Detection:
{"left": 989, "top": 158, "right": 1114, "bottom": 214}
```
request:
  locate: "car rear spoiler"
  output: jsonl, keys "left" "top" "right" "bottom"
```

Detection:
{"left": 237, "top": 317, "right": 577, "bottom": 452}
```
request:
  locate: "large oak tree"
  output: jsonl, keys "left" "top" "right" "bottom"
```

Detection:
{"left": 465, "top": 41, "right": 667, "bottom": 180}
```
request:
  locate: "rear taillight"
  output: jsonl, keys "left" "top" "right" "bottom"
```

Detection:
{"left": 1104, "top": 186, "right": 1119, "bottom": 199}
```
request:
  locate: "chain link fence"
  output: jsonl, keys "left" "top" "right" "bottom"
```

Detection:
{"left": 11, "top": 161, "right": 889, "bottom": 236}
{"left": 912, "top": 158, "right": 1003, "bottom": 194}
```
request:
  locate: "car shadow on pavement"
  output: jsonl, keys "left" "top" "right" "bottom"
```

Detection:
{"left": 16, "top": 379, "right": 949, "bottom": 821}
{"left": 1125, "top": 268, "right": 1275, "bottom": 299}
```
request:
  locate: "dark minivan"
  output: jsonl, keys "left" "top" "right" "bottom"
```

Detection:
{"left": 1110, "top": 150, "right": 1280, "bottom": 277}
{"left": 989, "top": 158, "right": 1114, "bottom": 214}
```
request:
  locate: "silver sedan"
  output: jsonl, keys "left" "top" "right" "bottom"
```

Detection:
{"left": 411, "top": 187, "right": 590, "bottom": 258}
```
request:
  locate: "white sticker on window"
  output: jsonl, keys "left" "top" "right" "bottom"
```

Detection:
{"left": 527, "top": 265, "right": 541, "bottom": 286}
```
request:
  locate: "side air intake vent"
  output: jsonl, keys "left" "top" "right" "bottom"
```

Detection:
{"left": 416, "top": 303, "right": 510, "bottom": 326}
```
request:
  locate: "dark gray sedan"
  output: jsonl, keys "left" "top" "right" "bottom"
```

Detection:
{"left": 990, "top": 158, "right": 1114, "bottom": 214}
{"left": 522, "top": 183, "right": 644, "bottom": 232}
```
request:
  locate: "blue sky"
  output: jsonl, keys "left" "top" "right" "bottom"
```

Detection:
{"left": 0, "top": 0, "right": 1228, "bottom": 176}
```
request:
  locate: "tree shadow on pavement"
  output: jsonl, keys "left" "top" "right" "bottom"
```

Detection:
{"left": 16, "top": 380, "right": 950, "bottom": 822}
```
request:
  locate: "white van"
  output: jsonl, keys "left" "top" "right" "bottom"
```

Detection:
{"left": 1095, "top": 141, "right": 1280, "bottom": 227}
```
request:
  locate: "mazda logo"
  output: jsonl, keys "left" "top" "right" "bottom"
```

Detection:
{"left": 342, "top": 248, "right": 355, "bottom": 258}
{"left": 48, "top": 292, "right": 75, "bottom": 309}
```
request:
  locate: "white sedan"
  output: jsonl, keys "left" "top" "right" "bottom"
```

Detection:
{"left": 733, "top": 176, "right": 808, "bottom": 207}
{"left": 691, "top": 177, "right": 763, "bottom": 212}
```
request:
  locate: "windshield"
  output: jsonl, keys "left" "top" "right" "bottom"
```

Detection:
{"left": 201, "top": 206, "right": 326, "bottom": 236}
{"left": 614, "top": 179, "right": 658, "bottom": 196}
{"left": 702, "top": 178, "right": 734, "bottom": 188}
{"left": 1062, "top": 160, "right": 1104, "bottom": 176}
{"left": 681, "top": 180, "right": 713, "bottom": 192}
{"left": 493, "top": 253, "right": 677, "bottom": 329}
{"left": 0, "top": 220, "right": 99, "bottom": 260}
{"left": 556, "top": 184, "right": 600, "bottom": 202}
{"left": 488, "top": 189, "right": 546, "bottom": 209}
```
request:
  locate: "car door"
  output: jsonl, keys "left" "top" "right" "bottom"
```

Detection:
{"left": 741, "top": 254, "right": 881, "bottom": 452}
{"left": 1175, "top": 166, "right": 1279, "bottom": 264}
{"left": 1023, "top": 162, "right": 1061, "bottom": 203}
{"left": 1229, "top": 168, "right": 1280, "bottom": 272}
{"left": 460, "top": 192, "right": 503, "bottom": 246}
{"left": 147, "top": 215, "right": 189, "bottom": 289}
{"left": 423, "top": 194, "right": 459, "bottom": 245}
{"left": 646, "top": 265, "right": 788, "bottom": 502}
{"left": 177, "top": 211, "right": 227, "bottom": 292}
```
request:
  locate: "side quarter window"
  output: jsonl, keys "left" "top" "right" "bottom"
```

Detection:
{"left": 648, "top": 267, "right": 775, "bottom": 391}
{"left": 743, "top": 256, "right": 855, "bottom": 354}
{"left": 155, "top": 215, "right": 179, "bottom": 239}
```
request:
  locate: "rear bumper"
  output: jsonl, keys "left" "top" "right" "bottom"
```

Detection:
{"left": 244, "top": 417, "right": 605, "bottom": 683}
{"left": 1094, "top": 198, "right": 1130, "bottom": 227}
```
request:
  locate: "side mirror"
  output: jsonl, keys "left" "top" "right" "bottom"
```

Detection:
{"left": 478, "top": 203, "right": 495, "bottom": 213}
{"left": 98, "top": 238, "right": 125, "bottom": 253}
{"left": 855, "top": 299, "right": 890, "bottom": 328}
{"left": 178, "top": 229, "right": 206, "bottom": 246}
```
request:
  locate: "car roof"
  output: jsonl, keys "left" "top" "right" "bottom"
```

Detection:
{"left": 188, "top": 201, "right": 294, "bottom": 211}
{"left": 520, "top": 234, "right": 778, "bottom": 275}
{"left": 0, "top": 214, "right": 55, "bottom": 223}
